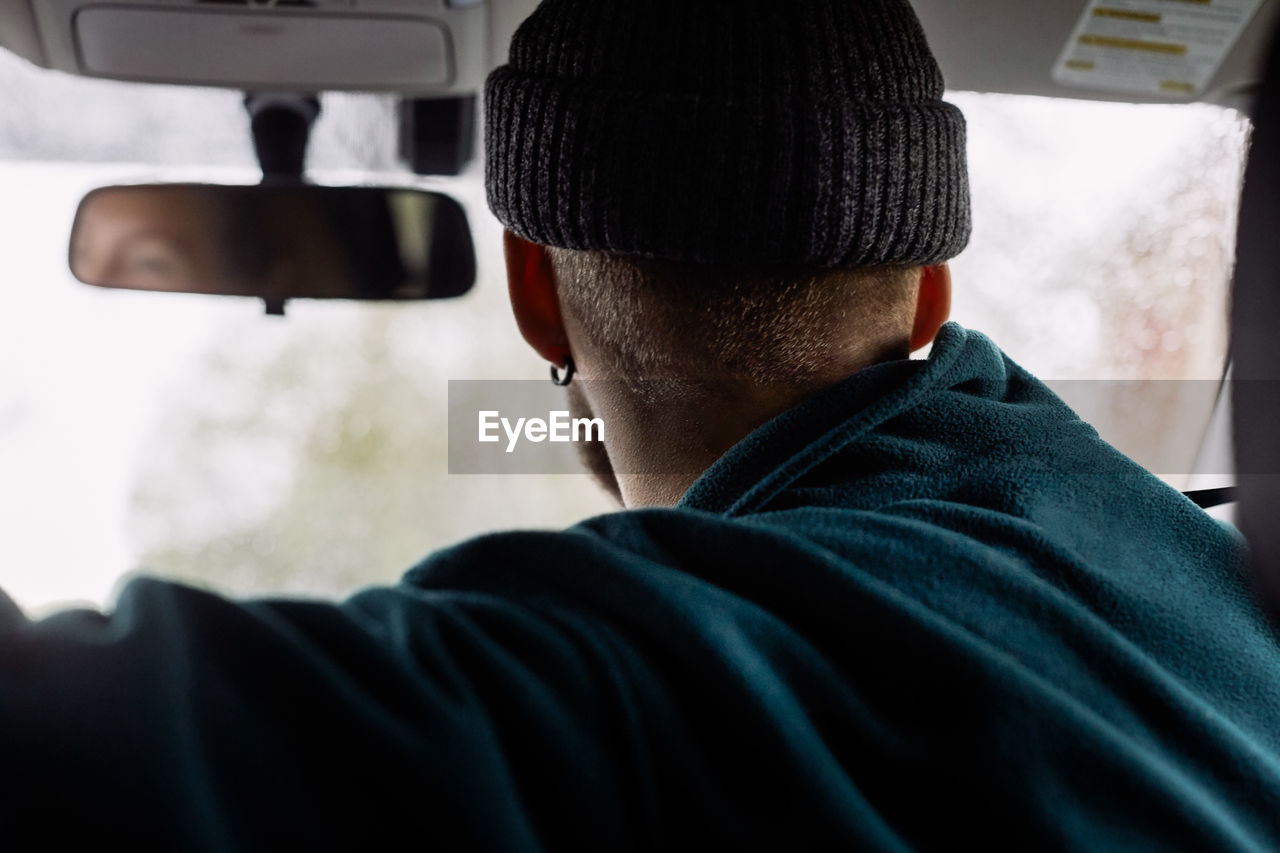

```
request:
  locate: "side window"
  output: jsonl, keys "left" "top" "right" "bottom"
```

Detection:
{"left": 950, "top": 92, "right": 1246, "bottom": 382}
{"left": 949, "top": 93, "right": 1247, "bottom": 493}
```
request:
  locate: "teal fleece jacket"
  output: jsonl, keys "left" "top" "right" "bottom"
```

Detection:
{"left": 1, "top": 323, "right": 1277, "bottom": 850}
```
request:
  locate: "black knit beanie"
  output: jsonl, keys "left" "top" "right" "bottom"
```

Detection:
{"left": 485, "top": 0, "right": 970, "bottom": 268}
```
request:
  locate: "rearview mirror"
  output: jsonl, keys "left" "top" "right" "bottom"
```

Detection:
{"left": 69, "top": 184, "right": 475, "bottom": 310}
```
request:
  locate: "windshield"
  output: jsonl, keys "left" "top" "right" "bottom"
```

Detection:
{"left": 0, "top": 50, "right": 1250, "bottom": 614}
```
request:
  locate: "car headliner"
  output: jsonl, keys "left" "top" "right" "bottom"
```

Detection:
{"left": 0, "top": 0, "right": 1276, "bottom": 111}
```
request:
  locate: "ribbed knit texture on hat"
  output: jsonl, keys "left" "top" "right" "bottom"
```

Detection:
{"left": 485, "top": 0, "right": 970, "bottom": 268}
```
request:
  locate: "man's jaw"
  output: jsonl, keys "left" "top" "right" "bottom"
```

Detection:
{"left": 566, "top": 382, "right": 624, "bottom": 506}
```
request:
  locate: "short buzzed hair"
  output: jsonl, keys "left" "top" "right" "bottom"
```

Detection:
{"left": 548, "top": 249, "right": 921, "bottom": 388}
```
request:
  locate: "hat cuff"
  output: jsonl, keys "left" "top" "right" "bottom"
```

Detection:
{"left": 485, "top": 66, "right": 971, "bottom": 267}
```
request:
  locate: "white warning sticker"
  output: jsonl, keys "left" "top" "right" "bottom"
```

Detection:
{"left": 1052, "top": 0, "right": 1266, "bottom": 98}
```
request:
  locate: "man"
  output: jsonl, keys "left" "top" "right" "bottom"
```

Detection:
{"left": 3, "top": 0, "right": 1279, "bottom": 848}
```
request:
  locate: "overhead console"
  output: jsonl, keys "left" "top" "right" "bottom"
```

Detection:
{"left": 1, "top": 0, "right": 489, "bottom": 94}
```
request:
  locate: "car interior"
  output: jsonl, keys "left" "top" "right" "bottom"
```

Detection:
{"left": 0, "top": 0, "right": 1275, "bottom": 611}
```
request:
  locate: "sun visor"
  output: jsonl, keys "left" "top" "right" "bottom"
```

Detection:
{"left": 75, "top": 7, "right": 451, "bottom": 89}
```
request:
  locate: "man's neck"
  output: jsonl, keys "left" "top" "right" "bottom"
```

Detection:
{"left": 609, "top": 387, "right": 793, "bottom": 508}
{"left": 606, "top": 341, "right": 911, "bottom": 508}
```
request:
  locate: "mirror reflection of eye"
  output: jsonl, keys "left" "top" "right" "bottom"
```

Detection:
{"left": 122, "top": 238, "right": 181, "bottom": 273}
{"left": 117, "top": 236, "right": 191, "bottom": 285}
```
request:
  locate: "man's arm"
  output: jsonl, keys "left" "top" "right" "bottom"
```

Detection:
{"left": 0, "top": 572, "right": 645, "bottom": 849}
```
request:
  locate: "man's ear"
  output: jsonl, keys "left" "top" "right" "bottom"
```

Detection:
{"left": 504, "top": 230, "right": 571, "bottom": 366}
{"left": 909, "top": 264, "right": 952, "bottom": 352}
